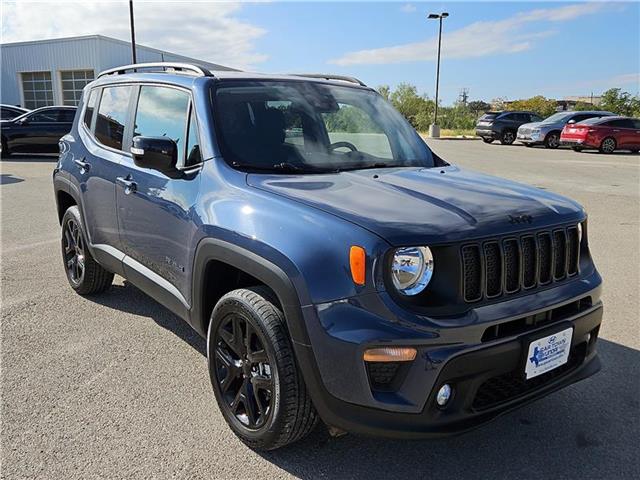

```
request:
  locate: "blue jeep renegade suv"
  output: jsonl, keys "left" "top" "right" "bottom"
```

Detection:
{"left": 53, "top": 63, "right": 603, "bottom": 450}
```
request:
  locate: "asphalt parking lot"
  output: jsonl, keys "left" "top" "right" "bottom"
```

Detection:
{"left": 1, "top": 142, "right": 639, "bottom": 479}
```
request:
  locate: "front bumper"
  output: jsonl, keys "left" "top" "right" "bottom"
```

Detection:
{"left": 295, "top": 272, "right": 603, "bottom": 438}
{"left": 475, "top": 127, "right": 497, "bottom": 139}
{"left": 517, "top": 133, "right": 542, "bottom": 144}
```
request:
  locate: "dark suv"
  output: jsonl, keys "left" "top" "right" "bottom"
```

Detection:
{"left": 53, "top": 63, "right": 603, "bottom": 450}
{"left": 476, "top": 111, "right": 542, "bottom": 145}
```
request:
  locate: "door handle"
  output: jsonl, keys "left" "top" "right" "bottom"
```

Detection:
{"left": 116, "top": 176, "right": 137, "bottom": 195}
{"left": 74, "top": 158, "right": 90, "bottom": 173}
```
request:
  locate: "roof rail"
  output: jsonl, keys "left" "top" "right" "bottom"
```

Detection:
{"left": 290, "top": 73, "right": 367, "bottom": 87}
{"left": 97, "top": 62, "right": 213, "bottom": 79}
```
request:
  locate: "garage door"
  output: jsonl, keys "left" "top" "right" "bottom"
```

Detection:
{"left": 21, "top": 71, "right": 54, "bottom": 109}
{"left": 61, "top": 70, "right": 95, "bottom": 106}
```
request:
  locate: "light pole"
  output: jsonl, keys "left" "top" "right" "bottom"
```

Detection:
{"left": 427, "top": 12, "right": 448, "bottom": 138}
{"left": 129, "top": 0, "right": 137, "bottom": 64}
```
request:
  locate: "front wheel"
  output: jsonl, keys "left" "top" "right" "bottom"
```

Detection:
{"left": 61, "top": 206, "right": 113, "bottom": 294}
{"left": 500, "top": 130, "right": 515, "bottom": 145}
{"left": 544, "top": 132, "right": 560, "bottom": 149}
{"left": 208, "top": 287, "right": 318, "bottom": 450}
{"left": 599, "top": 137, "right": 617, "bottom": 154}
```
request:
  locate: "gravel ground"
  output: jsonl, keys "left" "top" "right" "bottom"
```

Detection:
{"left": 1, "top": 142, "right": 639, "bottom": 479}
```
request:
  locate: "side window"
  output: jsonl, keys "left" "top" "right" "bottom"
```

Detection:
{"left": 83, "top": 90, "right": 98, "bottom": 129}
{"left": 321, "top": 103, "right": 393, "bottom": 159}
{"left": 571, "top": 114, "right": 594, "bottom": 123}
{"left": 133, "top": 86, "right": 189, "bottom": 153}
{"left": 57, "top": 109, "right": 76, "bottom": 123}
{"left": 28, "top": 110, "right": 58, "bottom": 122}
{"left": 498, "top": 113, "right": 514, "bottom": 122}
{"left": 609, "top": 119, "right": 634, "bottom": 128}
{"left": 633, "top": 119, "right": 640, "bottom": 129}
{"left": 530, "top": 114, "right": 542, "bottom": 122}
{"left": 185, "top": 107, "right": 202, "bottom": 166}
{"left": 95, "top": 86, "right": 133, "bottom": 150}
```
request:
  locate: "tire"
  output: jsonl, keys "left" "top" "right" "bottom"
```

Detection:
{"left": 524, "top": 143, "right": 534, "bottom": 148}
{"left": 572, "top": 146, "right": 583, "bottom": 152}
{"left": 482, "top": 138, "right": 494, "bottom": 144}
{"left": 544, "top": 132, "right": 560, "bottom": 149}
{"left": 61, "top": 206, "right": 113, "bottom": 295}
{"left": 500, "top": 130, "right": 516, "bottom": 145}
{"left": 208, "top": 287, "right": 318, "bottom": 450}
{"left": 599, "top": 137, "right": 617, "bottom": 154}
{"left": 631, "top": 149, "right": 639, "bottom": 154}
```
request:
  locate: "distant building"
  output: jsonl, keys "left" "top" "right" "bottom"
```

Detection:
{"left": 0, "top": 34, "right": 233, "bottom": 109}
{"left": 498, "top": 95, "right": 603, "bottom": 112}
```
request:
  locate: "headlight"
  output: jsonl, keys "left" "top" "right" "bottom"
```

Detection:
{"left": 532, "top": 128, "right": 541, "bottom": 135}
{"left": 391, "top": 246, "right": 434, "bottom": 295}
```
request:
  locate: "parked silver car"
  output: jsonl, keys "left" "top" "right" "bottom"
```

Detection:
{"left": 517, "top": 111, "right": 615, "bottom": 148}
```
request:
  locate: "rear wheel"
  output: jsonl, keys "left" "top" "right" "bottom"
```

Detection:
{"left": 599, "top": 137, "right": 617, "bottom": 154}
{"left": 500, "top": 130, "right": 515, "bottom": 145}
{"left": 544, "top": 132, "right": 560, "bottom": 149}
{"left": 208, "top": 287, "right": 318, "bottom": 450}
{"left": 482, "top": 138, "right": 494, "bottom": 144}
{"left": 61, "top": 206, "right": 113, "bottom": 294}
{"left": 631, "top": 149, "right": 639, "bottom": 154}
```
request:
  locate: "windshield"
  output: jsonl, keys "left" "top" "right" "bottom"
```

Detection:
{"left": 213, "top": 81, "right": 434, "bottom": 173}
{"left": 541, "top": 112, "right": 572, "bottom": 124}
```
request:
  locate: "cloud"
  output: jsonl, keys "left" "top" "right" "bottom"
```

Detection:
{"left": 330, "top": 2, "right": 607, "bottom": 66}
{"left": 400, "top": 3, "right": 417, "bottom": 14}
{"left": 609, "top": 72, "right": 640, "bottom": 88}
{"left": 1, "top": 0, "right": 267, "bottom": 70}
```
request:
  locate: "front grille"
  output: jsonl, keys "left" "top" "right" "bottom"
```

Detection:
{"left": 461, "top": 225, "right": 580, "bottom": 302}
{"left": 473, "top": 343, "right": 587, "bottom": 410}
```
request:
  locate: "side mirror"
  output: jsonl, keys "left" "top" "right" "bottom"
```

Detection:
{"left": 18, "top": 117, "right": 29, "bottom": 125}
{"left": 130, "top": 136, "right": 181, "bottom": 177}
{"left": 567, "top": 119, "right": 576, "bottom": 124}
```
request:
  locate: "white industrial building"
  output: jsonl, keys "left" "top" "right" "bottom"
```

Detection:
{"left": 0, "top": 35, "right": 232, "bottom": 109}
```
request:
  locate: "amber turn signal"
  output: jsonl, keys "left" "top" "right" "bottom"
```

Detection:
{"left": 349, "top": 245, "right": 366, "bottom": 285}
{"left": 363, "top": 347, "right": 417, "bottom": 362}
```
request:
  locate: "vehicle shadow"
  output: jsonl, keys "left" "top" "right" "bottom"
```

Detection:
{"left": 91, "top": 281, "right": 206, "bottom": 355}
{"left": 0, "top": 173, "right": 25, "bottom": 185}
{"left": 87, "top": 281, "right": 639, "bottom": 479}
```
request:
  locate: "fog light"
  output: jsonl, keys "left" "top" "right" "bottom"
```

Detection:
{"left": 436, "top": 384, "right": 452, "bottom": 407}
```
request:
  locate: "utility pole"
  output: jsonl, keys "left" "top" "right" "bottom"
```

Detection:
{"left": 129, "top": 0, "right": 137, "bottom": 64}
{"left": 427, "top": 12, "right": 449, "bottom": 138}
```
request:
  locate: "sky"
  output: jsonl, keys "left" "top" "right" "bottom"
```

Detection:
{"left": 2, "top": 1, "right": 639, "bottom": 104}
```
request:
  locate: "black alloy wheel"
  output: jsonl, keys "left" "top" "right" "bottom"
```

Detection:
{"left": 214, "top": 313, "right": 274, "bottom": 430}
{"left": 501, "top": 130, "right": 516, "bottom": 145}
{"left": 63, "top": 217, "right": 86, "bottom": 286}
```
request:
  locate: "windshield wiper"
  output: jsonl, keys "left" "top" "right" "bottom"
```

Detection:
{"left": 231, "top": 161, "right": 334, "bottom": 174}
{"left": 336, "top": 162, "right": 411, "bottom": 172}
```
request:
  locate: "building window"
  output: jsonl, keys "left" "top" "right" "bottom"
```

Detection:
{"left": 61, "top": 70, "right": 95, "bottom": 106}
{"left": 21, "top": 71, "right": 54, "bottom": 109}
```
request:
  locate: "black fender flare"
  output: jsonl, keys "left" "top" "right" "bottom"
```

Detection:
{"left": 190, "top": 237, "right": 312, "bottom": 346}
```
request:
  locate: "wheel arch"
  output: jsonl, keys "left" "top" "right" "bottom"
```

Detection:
{"left": 191, "top": 237, "right": 311, "bottom": 346}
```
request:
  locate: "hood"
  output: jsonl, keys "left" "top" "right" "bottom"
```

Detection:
{"left": 518, "top": 121, "right": 543, "bottom": 130}
{"left": 248, "top": 166, "right": 584, "bottom": 245}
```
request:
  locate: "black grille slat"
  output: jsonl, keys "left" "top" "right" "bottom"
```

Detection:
{"left": 503, "top": 239, "right": 520, "bottom": 293}
{"left": 553, "top": 230, "right": 567, "bottom": 279}
{"left": 483, "top": 242, "right": 502, "bottom": 297}
{"left": 462, "top": 245, "right": 482, "bottom": 301}
{"left": 521, "top": 236, "right": 537, "bottom": 288}
{"left": 538, "top": 233, "right": 552, "bottom": 284}
{"left": 461, "top": 225, "right": 580, "bottom": 303}
{"left": 567, "top": 227, "right": 580, "bottom": 275}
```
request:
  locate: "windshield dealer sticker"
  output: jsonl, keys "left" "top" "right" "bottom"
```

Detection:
{"left": 525, "top": 328, "right": 573, "bottom": 380}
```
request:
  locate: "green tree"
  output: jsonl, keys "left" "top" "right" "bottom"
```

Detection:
{"left": 509, "top": 96, "right": 557, "bottom": 118}
{"left": 388, "top": 83, "right": 434, "bottom": 131}
{"left": 377, "top": 85, "right": 391, "bottom": 101}
{"left": 599, "top": 88, "right": 640, "bottom": 116}
{"left": 467, "top": 100, "right": 491, "bottom": 116}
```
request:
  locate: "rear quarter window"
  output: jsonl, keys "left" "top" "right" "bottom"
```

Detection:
{"left": 83, "top": 90, "right": 98, "bottom": 129}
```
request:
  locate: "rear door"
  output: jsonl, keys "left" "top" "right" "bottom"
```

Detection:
{"left": 77, "top": 85, "right": 135, "bottom": 259}
{"left": 116, "top": 84, "right": 202, "bottom": 305}
{"left": 608, "top": 119, "right": 635, "bottom": 148}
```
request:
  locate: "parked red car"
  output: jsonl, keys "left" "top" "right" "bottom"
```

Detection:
{"left": 561, "top": 116, "right": 640, "bottom": 153}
